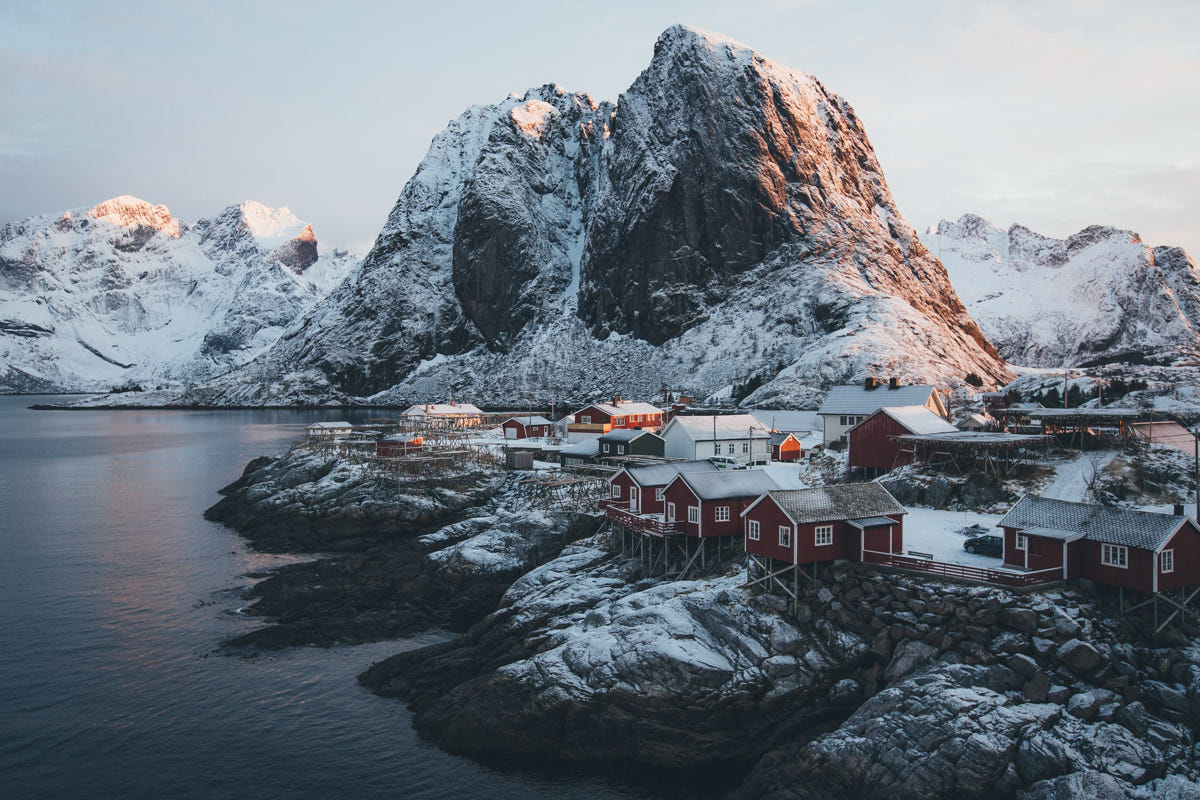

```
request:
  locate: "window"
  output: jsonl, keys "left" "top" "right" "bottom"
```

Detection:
{"left": 688, "top": 506, "right": 699, "bottom": 524}
{"left": 728, "top": 442, "right": 736, "bottom": 455}
{"left": 1101, "top": 544, "right": 1128, "bottom": 568}
{"left": 742, "top": 442, "right": 749, "bottom": 454}
{"left": 602, "top": 443, "right": 610, "bottom": 453}
{"left": 611, "top": 484, "right": 621, "bottom": 498}
{"left": 617, "top": 445, "right": 626, "bottom": 454}
{"left": 840, "top": 415, "right": 848, "bottom": 426}
{"left": 815, "top": 525, "right": 833, "bottom": 546}
{"left": 778, "top": 526, "right": 791, "bottom": 548}
{"left": 715, "top": 506, "right": 730, "bottom": 522}
{"left": 1161, "top": 549, "right": 1175, "bottom": 573}
{"left": 748, "top": 519, "right": 760, "bottom": 541}
{"left": 614, "top": 417, "right": 625, "bottom": 426}
{"left": 581, "top": 414, "right": 591, "bottom": 424}
{"left": 1015, "top": 534, "right": 1027, "bottom": 551}
{"left": 667, "top": 502, "right": 676, "bottom": 522}
{"left": 655, "top": 488, "right": 664, "bottom": 501}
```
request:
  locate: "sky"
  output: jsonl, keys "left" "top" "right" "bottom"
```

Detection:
{"left": 2, "top": 0, "right": 1197, "bottom": 257}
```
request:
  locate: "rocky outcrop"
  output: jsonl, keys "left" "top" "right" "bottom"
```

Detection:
{"left": 208, "top": 448, "right": 595, "bottom": 649}
{"left": 185, "top": 26, "right": 1009, "bottom": 408}
{"left": 364, "top": 549, "right": 1200, "bottom": 799}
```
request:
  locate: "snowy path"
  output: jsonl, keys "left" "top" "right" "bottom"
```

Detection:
{"left": 1038, "top": 451, "right": 1117, "bottom": 502}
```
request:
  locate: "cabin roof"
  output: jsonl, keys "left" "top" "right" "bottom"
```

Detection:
{"left": 404, "top": 403, "right": 484, "bottom": 416}
{"left": 503, "top": 415, "right": 553, "bottom": 427}
{"left": 998, "top": 494, "right": 1187, "bottom": 551}
{"left": 818, "top": 384, "right": 938, "bottom": 416}
{"left": 673, "top": 470, "right": 779, "bottom": 501}
{"left": 665, "top": 414, "right": 770, "bottom": 441}
{"left": 619, "top": 460, "right": 718, "bottom": 486}
{"left": 575, "top": 401, "right": 663, "bottom": 417}
{"left": 762, "top": 483, "right": 905, "bottom": 525}
{"left": 560, "top": 439, "right": 601, "bottom": 456}
{"left": 600, "top": 428, "right": 663, "bottom": 443}
{"left": 308, "top": 421, "right": 352, "bottom": 429}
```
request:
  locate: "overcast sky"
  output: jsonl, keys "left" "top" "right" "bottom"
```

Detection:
{"left": 2, "top": 0, "right": 1197, "bottom": 257}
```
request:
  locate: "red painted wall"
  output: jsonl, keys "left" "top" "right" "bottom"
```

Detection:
{"left": 663, "top": 480, "right": 700, "bottom": 536}
{"left": 743, "top": 497, "right": 795, "bottom": 562}
{"left": 376, "top": 439, "right": 422, "bottom": 457}
{"left": 773, "top": 437, "right": 803, "bottom": 462}
{"left": 1077, "top": 540, "right": 1155, "bottom": 592}
{"left": 1156, "top": 521, "right": 1200, "bottom": 591}
{"left": 848, "top": 411, "right": 912, "bottom": 471}
{"left": 609, "top": 473, "right": 637, "bottom": 510}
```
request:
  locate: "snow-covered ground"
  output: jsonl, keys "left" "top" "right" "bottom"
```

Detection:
{"left": 901, "top": 507, "right": 1004, "bottom": 568}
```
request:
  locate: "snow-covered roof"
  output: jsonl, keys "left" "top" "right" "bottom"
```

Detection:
{"left": 759, "top": 484, "right": 905, "bottom": 525}
{"left": 998, "top": 495, "right": 1188, "bottom": 551}
{"left": 403, "top": 403, "right": 484, "bottom": 416}
{"left": 665, "top": 414, "right": 770, "bottom": 441}
{"left": 308, "top": 421, "right": 352, "bottom": 429}
{"left": 599, "top": 428, "right": 663, "bottom": 443}
{"left": 620, "top": 460, "right": 718, "bottom": 487}
{"left": 503, "top": 415, "right": 553, "bottom": 426}
{"left": 857, "top": 405, "right": 956, "bottom": 435}
{"left": 818, "top": 385, "right": 938, "bottom": 416}
{"left": 769, "top": 432, "right": 801, "bottom": 446}
{"left": 672, "top": 470, "right": 779, "bottom": 501}
{"left": 560, "top": 439, "right": 600, "bottom": 456}
{"left": 575, "top": 401, "right": 663, "bottom": 417}
{"left": 381, "top": 433, "right": 421, "bottom": 443}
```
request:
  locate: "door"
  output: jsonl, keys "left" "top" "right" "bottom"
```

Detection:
{"left": 504, "top": 427, "right": 517, "bottom": 439}
{"left": 629, "top": 485, "right": 638, "bottom": 512}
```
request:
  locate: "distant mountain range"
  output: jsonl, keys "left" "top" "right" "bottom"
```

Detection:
{"left": 0, "top": 195, "right": 356, "bottom": 393}
{"left": 925, "top": 214, "right": 1200, "bottom": 369}
{"left": 4, "top": 27, "right": 1198, "bottom": 404}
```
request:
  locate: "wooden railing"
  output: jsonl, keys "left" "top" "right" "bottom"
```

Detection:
{"left": 602, "top": 501, "right": 678, "bottom": 536}
{"left": 862, "top": 550, "right": 1062, "bottom": 587}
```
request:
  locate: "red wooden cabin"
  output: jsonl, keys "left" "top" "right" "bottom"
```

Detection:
{"left": 376, "top": 434, "right": 423, "bottom": 458}
{"left": 661, "top": 470, "right": 779, "bottom": 538}
{"left": 741, "top": 483, "right": 905, "bottom": 565}
{"left": 607, "top": 460, "right": 718, "bottom": 516}
{"left": 501, "top": 415, "right": 553, "bottom": 439}
{"left": 847, "top": 406, "right": 956, "bottom": 473}
{"left": 567, "top": 398, "right": 665, "bottom": 438}
{"left": 998, "top": 495, "right": 1200, "bottom": 592}
{"left": 770, "top": 432, "right": 804, "bottom": 462}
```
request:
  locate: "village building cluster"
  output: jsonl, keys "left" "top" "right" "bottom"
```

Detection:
{"left": 303, "top": 379, "right": 1200, "bottom": 632}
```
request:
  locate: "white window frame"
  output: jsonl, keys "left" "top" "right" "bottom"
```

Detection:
{"left": 614, "top": 416, "right": 625, "bottom": 426}
{"left": 1015, "top": 533, "right": 1027, "bottom": 551}
{"left": 1101, "top": 543, "right": 1128, "bottom": 569}
{"left": 747, "top": 519, "right": 760, "bottom": 541}
{"left": 742, "top": 442, "right": 749, "bottom": 454}
{"left": 655, "top": 488, "right": 664, "bottom": 501}
{"left": 687, "top": 505, "right": 699, "bottom": 524}
{"left": 839, "top": 415, "right": 848, "bottom": 426}
{"left": 715, "top": 506, "right": 730, "bottom": 522}
{"left": 611, "top": 484, "right": 620, "bottom": 498}
{"left": 1161, "top": 549, "right": 1175, "bottom": 573}
{"left": 815, "top": 524, "right": 833, "bottom": 546}
{"left": 580, "top": 414, "right": 591, "bottom": 424}
{"left": 667, "top": 502, "right": 676, "bottom": 522}
{"left": 778, "top": 526, "right": 791, "bottom": 548}
{"left": 728, "top": 442, "right": 736, "bottom": 455}
{"left": 602, "top": 443, "right": 610, "bottom": 453}
{"left": 617, "top": 444, "right": 626, "bottom": 454}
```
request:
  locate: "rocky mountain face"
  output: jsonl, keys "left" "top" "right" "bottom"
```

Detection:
{"left": 190, "top": 25, "right": 1009, "bottom": 407}
{"left": 925, "top": 214, "right": 1200, "bottom": 368}
{"left": 0, "top": 195, "right": 356, "bottom": 393}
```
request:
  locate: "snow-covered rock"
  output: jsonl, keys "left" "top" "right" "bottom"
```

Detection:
{"left": 0, "top": 196, "right": 356, "bottom": 393}
{"left": 926, "top": 214, "right": 1200, "bottom": 368}
{"left": 184, "top": 25, "right": 1009, "bottom": 407}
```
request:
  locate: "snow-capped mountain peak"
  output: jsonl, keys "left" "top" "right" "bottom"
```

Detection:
{"left": 925, "top": 214, "right": 1200, "bottom": 367}
{"left": 87, "top": 195, "right": 180, "bottom": 238}
{"left": 237, "top": 200, "right": 307, "bottom": 249}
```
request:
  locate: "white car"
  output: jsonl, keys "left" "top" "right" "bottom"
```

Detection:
{"left": 709, "top": 456, "right": 744, "bottom": 470}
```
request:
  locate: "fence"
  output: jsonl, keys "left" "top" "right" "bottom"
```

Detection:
{"left": 862, "top": 550, "right": 1062, "bottom": 588}
{"left": 602, "top": 501, "right": 679, "bottom": 536}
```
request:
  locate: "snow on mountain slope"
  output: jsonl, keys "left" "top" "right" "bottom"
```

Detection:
{"left": 0, "top": 196, "right": 357, "bottom": 393}
{"left": 926, "top": 214, "right": 1200, "bottom": 368}
{"left": 174, "top": 26, "right": 1012, "bottom": 407}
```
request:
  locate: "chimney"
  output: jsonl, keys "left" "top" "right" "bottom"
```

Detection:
{"left": 864, "top": 377, "right": 878, "bottom": 390}
{"left": 611, "top": 395, "right": 621, "bottom": 406}
{"left": 888, "top": 377, "right": 900, "bottom": 390}
{"left": 1174, "top": 504, "right": 1185, "bottom": 516}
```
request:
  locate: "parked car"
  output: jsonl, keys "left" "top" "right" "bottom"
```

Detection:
{"left": 708, "top": 456, "right": 744, "bottom": 470}
{"left": 963, "top": 534, "right": 1003, "bottom": 557}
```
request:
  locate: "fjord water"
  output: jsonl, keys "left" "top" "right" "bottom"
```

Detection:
{"left": 0, "top": 397, "right": 648, "bottom": 800}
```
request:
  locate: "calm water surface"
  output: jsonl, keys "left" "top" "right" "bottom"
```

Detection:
{"left": 0, "top": 397, "right": 658, "bottom": 799}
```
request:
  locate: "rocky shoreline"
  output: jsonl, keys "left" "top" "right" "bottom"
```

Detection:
{"left": 210, "top": 448, "right": 1200, "bottom": 798}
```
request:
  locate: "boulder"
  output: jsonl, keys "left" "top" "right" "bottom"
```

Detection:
{"left": 1056, "top": 639, "right": 1102, "bottom": 675}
